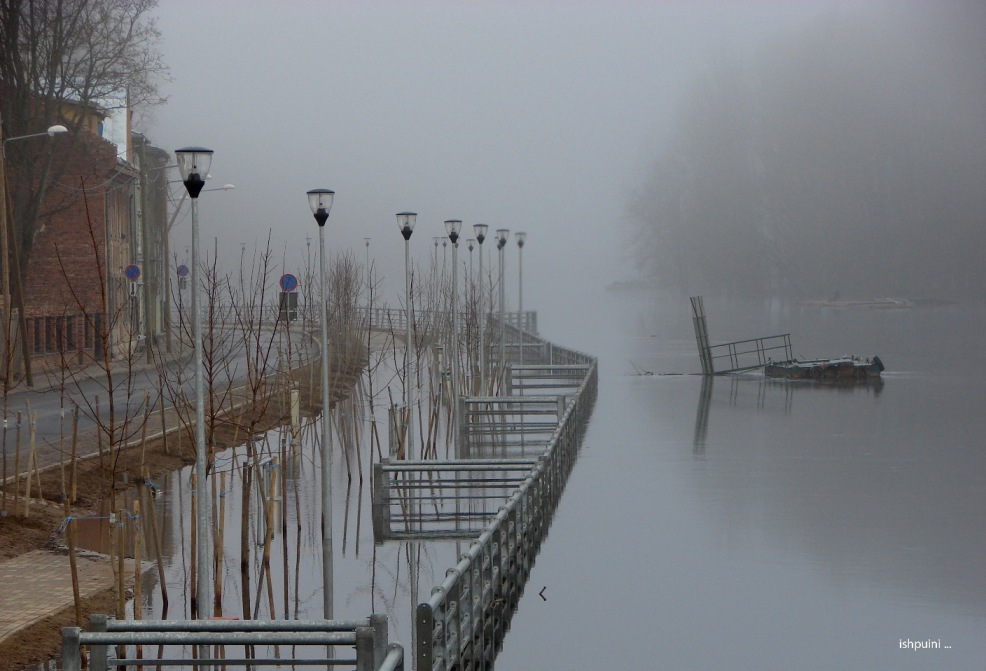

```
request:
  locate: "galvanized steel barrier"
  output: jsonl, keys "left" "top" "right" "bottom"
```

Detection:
{"left": 372, "top": 458, "right": 540, "bottom": 540}
{"left": 403, "top": 331, "right": 597, "bottom": 670}
{"left": 62, "top": 614, "right": 403, "bottom": 671}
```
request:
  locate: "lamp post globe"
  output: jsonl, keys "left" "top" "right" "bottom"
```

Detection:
{"left": 175, "top": 147, "right": 213, "bottom": 198}
{"left": 174, "top": 145, "right": 213, "bottom": 620}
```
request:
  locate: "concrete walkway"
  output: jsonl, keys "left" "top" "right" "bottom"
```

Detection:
{"left": 0, "top": 549, "right": 134, "bottom": 643}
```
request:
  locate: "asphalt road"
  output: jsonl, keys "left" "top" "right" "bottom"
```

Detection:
{"left": 1, "top": 331, "right": 317, "bottom": 477}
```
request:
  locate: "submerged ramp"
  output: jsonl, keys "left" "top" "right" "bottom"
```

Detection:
{"left": 691, "top": 295, "right": 793, "bottom": 374}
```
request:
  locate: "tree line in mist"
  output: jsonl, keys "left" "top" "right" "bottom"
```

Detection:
{"left": 629, "top": 4, "right": 986, "bottom": 301}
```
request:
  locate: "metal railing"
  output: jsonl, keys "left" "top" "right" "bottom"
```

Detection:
{"left": 690, "top": 295, "right": 793, "bottom": 374}
{"left": 413, "top": 338, "right": 597, "bottom": 670}
{"left": 372, "top": 458, "right": 540, "bottom": 540}
{"left": 457, "top": 395, "right": 568, "bottom": 452}
{"left": 502, "top": 311, "right": 538, "bottom": 335}
{"left": 705, "top": 333, "right": 793, "bottom": 374}
{"left": 62, "top": 614, "right": 402, "bottom": 671}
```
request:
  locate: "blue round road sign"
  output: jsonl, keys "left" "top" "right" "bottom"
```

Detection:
{"left": 125, "top": 264, "right": 141, "bottom": 281}
{"left": 177, "top": 264, "right": 189, "bottom": 278}
{"left": 279, "top": 273, "right": 299, "bottom": 292}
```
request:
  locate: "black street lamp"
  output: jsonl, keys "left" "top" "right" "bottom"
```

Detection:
{"left": 306, "top": 187, "right": 335, "bottom": 619}
{"left": 174, "top": 145, "right": 213, "bottom": 620}
{"left": 473, "top": 224, "right": 488, "bottom": 393}
{"left": 397, "top": 212, "right": 417, "bottom": 455}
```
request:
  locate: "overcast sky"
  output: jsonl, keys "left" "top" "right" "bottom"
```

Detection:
{"left": 147, "top": 0, "right": 852, "bottom": 313}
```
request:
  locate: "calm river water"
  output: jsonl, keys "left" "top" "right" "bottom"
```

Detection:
{"left": 497, "top": 290, "right": 985, "bottom": 670}
{"left": 127, "top": 290, "right": 984, "bottom": 670}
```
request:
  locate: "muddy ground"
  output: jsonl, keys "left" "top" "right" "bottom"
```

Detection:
{"left": 0, "top": 354, "right": 366, "bottom": 671}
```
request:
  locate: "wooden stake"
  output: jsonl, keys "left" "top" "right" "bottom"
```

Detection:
{"left": 95, "top": 395, "right": 103, "bottom": 470}
{"left": 190, "top": 472, "right": 198, "bottom": 619}
{"left": 139, "top": 391, "right": 150, "bottom": 467}
{"left": 240, "top": 462, "right": 251, "bottom": 621}
{"left": 213, "top": 470, "right": 224, "bottom": 617}
{"left": 139, "top": 476, "right": 168, "bottom": 610}
{"left": 133, "top": 499, "right": 143, "bottom": 628}
{"left": 59, "top": 402, "right": 66, "bottom": 501}
{"left": 64, "top": 488, "right": 83, "bottom": 628}
{"left": 116, "top": 505, "right": 125, "bottom": 620}
{"left": 109, "top": 507, "right": 119, "bottom": 620}
{"left": 158, "top": 383, "right": 169, "bottom": 455}
{"left": 13, "top": 410, "right": 20, "bottom": 513}
{"left": 31, "top": 411, "right": 42, "bottom": 500}
{"left": 22, "top": 409, "right": 36, "bottom": 517}
{"left": 70, "top": 405, "right": 79, "bottom": 504}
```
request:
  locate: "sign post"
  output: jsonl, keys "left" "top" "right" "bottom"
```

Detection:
{"left": 279, "top": 274, "right": 300, "bottom": 322}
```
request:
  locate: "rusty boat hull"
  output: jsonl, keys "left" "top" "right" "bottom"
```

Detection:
{"left": 764, "top": 356, "right": 884, "bottom": 382}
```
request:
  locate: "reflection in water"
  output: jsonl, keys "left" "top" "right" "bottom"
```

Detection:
{"left": 694, "top": 373, "right": 890, "bottom": 455}
{"left": 124, "top": 402, "right": 469, "bottom": 659}
{"left": 682, "top": 300, "right": 986, "bottom": 621}
{"left": 501, "top": 293, "right": 986, "bottom": 670}
{"left": 692, "top": 375, "right": 712, "bottom": 455}
{"left": 694, "top": 375, "right": 795, "bottom": 456}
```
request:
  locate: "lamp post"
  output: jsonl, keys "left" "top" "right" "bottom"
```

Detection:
{"left": 239, "top": 242, "right": 246, "bottom": 312}
{"left": 515, "top": 231, "right": 526, "bottom": 319}
{"left": 163, "top": 183, "right": 233, "bottom": 354}
{"left": 363, "top": 238, "right": 371, "bottom": 294}
{"left": 495, "top": 229, "right": 510, "bottom": 388}
{"left": 515, "top": 231, "right": 527, "bottom": 391}
{"left": 174, "top": 146, "right": 213, "bottom": 619}
{"left": 398, "top": 212, "right": 417, "bottom": 457}
{"left": 306, "top": 188, "right": 335, "bottom": 620}
{"left": 445, "top": 220, "right": 462, "bottom": 418}
{"left": 1, "top": 123, "right": 68, "bottom": 158}
{"left": 473, "top": 224, "right": 488, "bottom": 394}
{"left": 466, "top": 239, "right": 475, "bottom": 394}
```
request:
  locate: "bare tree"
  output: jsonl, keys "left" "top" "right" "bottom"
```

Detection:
{"left": 46, "top": 179, "right": 154, "bottom": 496}
{"left": 1, "top": 0, "right": 167, "bottom": 282}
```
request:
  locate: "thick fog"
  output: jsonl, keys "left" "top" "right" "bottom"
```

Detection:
{"left": 144, "top": 1, "right": 835, "bottom": 308}
{"left": 146, "top": 2, "right": 985, "bottom": 308}
{"left": 629, "top": 3, "right": 986, "bottom": 300}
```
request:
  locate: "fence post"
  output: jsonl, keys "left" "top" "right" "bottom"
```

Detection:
{"left": 89, "top": 614, "right": 108, "bottom": 671}
{"left": 370, "top": 613, "right": 389, "bottom": 668}
{"left": 416, "top": 602, "right": 435, "bottom": 671}
{"left": 456, "top": 396, "right": 467, "bottom": 459}
{"left": 387, "top": 405, "right": 398, "bottom": 458}
{"left": 372, "top": 462, "right": 389, "bottom": 540}
{"left": 356, "top": 626, "right": 375, "bottom": 671}
{"left": 61, "top": 627, "right": 82, "bottom": 671}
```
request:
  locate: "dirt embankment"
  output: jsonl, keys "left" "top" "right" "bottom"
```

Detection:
{"left": 0, "top": 352, "right": 366, "bottom": 671}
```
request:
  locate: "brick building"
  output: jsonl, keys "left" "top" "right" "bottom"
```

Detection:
{"left": 3, "top": 97, "right": 170, "bottom": 375}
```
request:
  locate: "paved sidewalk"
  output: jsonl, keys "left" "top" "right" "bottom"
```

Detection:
{"left": 0, "top": 549, "right": 136, "bottom": 643}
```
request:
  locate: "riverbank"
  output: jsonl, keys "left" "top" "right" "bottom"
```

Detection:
{"left": 0, "top": 338, "right": 373, "bottom": 671}
{"left": 0, "top": 431, "right": 191, "bottom": 671}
